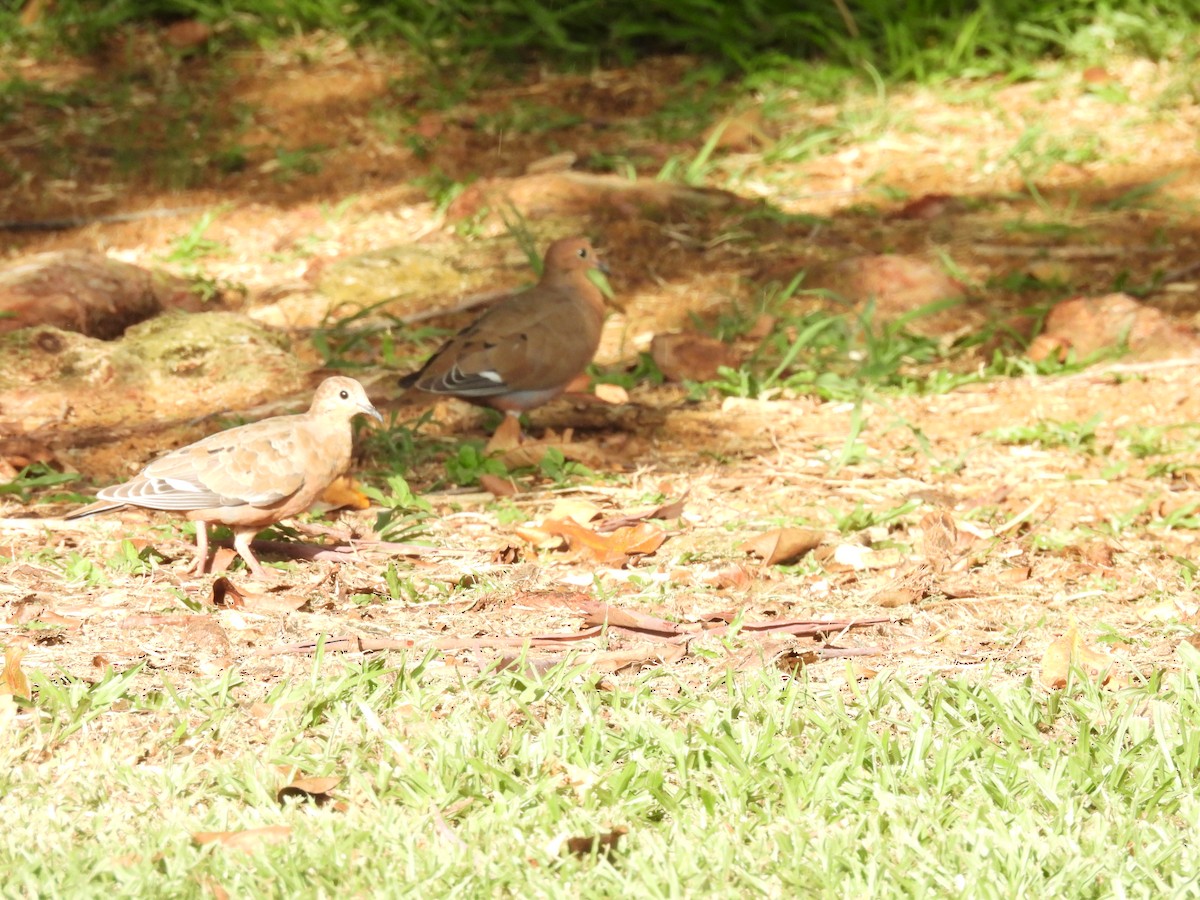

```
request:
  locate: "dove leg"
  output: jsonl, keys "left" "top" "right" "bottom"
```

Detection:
{"left": 233, "top": 528, "right": 272, "bottom": 580}
{"left": 186, "top": 524, "right": 210, "bottom": 575}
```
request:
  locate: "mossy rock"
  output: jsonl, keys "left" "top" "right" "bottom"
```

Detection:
{"left": 0, "top": 312, "right": 310, "bottom": 476}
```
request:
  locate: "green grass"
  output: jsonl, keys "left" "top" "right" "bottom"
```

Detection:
{"left": 4, "top": 0, "right": 1199, "bottom": 80}
{"left": 6, "top": 647, "right": 1200, "bottom": 894}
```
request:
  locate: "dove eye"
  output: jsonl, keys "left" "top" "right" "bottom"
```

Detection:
{"left": 339, "top": 390, "right": 350, "bottom": 400}
{"left": 577, "top": 248, "right": 588, "bottom": 258}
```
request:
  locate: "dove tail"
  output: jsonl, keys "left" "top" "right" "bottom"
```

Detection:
{"left": 65, "top": 500, "right": 127, "bottom": 520}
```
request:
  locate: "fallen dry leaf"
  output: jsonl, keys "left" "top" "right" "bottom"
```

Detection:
{"left": 210, "top": 577, "right": 307, "bottom": 614}
{"left": 513, "top": 523, "right": 564, "bottom": 550}
{"left": 595, "top": 492, "right": 688, "bottom": 532}
{"left": 589, "top": 644, "right": 687, "bottom": 673}
{"left": 541, "top": 518, "right": 667, "bottom": 565}
{"left": 318, "top": 476, "right": 371, "bottom": 511}
{"left": 1040, "top": 624, "right": 1118, "bottom": 689}
{"left": 825, "top": 543, "right": 904, "bottom": 571}
{"left": 193, "top": 825, "right": 292, "bottom": 852}
{"left": 546, "top": 498, "right": 603, "bottom": 526}
{"left": 921, "top": 508, "right": 958, "bottom": 572}
{"left": 2, "top": 645, "right": 30, "bottom": 698}
{"left": 277, "top": 775, "right": 343, "bottom": 807}
{"left": 738, "top": 528, "right": 823, "bottom": 565}
{"left": 208, "top": 547, "right": 237, "bottom": 575}
{"left": 671, "top": 561, "right": 751, "bottom": 590}
{"left": 573, "top": 600, "right": 682, "bottom": 637}
{"left": 479, "top": 473, "right": 518, "bottom": 498}
{"left": 26, "top": 609, "right": 81, "bottom": 630}
{"left": 485, "top": 414, "right": 524, "bottom": 453}
{"left": 872, "top": 587, "right": 924, "bottom": 608}
{"left": 562, "top": 826, "right": 628, "bottom": 859}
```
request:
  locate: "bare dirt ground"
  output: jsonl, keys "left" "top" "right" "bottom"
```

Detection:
{"left": 3, "top": 34, "right": 1200, "bottom": 696}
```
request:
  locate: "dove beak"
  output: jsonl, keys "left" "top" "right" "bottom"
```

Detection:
{"left": 597, "top": 258, "right": 611, "bottom": 275}
{"left": 360, "top": 402, "right": 384, "bottom": 423}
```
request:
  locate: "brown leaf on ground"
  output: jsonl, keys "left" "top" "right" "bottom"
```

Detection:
{"left": 938, "top": 577, "right": 980, "bottom": 599}
{"left": 210, "top": 577, "right": 306, "bottom": 614}
{"left": 671, "top": 562, "right": 751, "bottom": 591}
{"left": 479, "top": 473, "right": 518, "bottom": 498}
{"left": 209, "top": 547, "right": 237, "bottom": 575}
{"left": 546, "top": 498, "right": 603, "bottom": 525}
{"left": 18, "top": 608, "right": 82, "bottom": 630}
{"left": 997, "top": 565, "right": 1032, "bottom": 584}
{"left": 562, "top": 826, "right": 628, "bottom": 859}
{"left": 821, "top": 543, "right": 904, "bottom": 572}
{"left": 485, "top": 414, "right": 524, "bottom": 453}
{"left": 491, "top": 542, "right": 522, "bottom": 563}
{"left": 183, "top": 616, "right": 233, "bottom": 658}
{"left": 873, "top": 587, "right": 926, "bottom": 608}
{"left": 193, "top": 825, "right": 292, "bottom": 852}
{"left": 513, "top": 523, "right": 565, "bottom": 550}
{"left": 277, "top": 775, "right": 343, "bottom": 807}
{"left": 318, "top": 476, "right": 371, "bottom": 511}
{"left": 595, "top": 492, "right": 688, "bottom": 532}
{"left": 695, "top": 611, "right": 891, "bottom": 641}
{"left": 739, "top": 528, "right": 823, "bottom": 566}
{"left": 541, "top": 518, "right": 667, "bottom": 565}
{"left": 921, "top": 509, "right": 958, "bottom": 572}
{"left": 1040, "top": 624, "right": 1119, "bottom": 689}
{"left": 2, "top": 645, "right": 30, "bottom": 698}
{"left": 651, "top": 332, "right": 740, "bottom": 383}
{"left": 572, "top": 600, "right": 682, "bottom": 637}
{"left": 590, "top": 644, "right": 687, "bottom": 673}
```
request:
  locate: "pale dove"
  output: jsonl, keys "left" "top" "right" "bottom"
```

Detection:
{"left": 68, "top": 376, "right": 382, "bottom": 579}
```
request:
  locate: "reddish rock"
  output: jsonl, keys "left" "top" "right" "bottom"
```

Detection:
{"left": 825, "top": 254, "right": 969, "bottom": 334}
{"left": 0, "top": 250, "right": 200, "bottom": 339}
{"left": 1037, "top": 293, "right": 1200, "bottom": 361}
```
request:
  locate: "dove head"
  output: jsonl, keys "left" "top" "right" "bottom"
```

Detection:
{"left": 309, "top": 376, "right": 383, "bottom": 423}
{"left": 542, "top": 236, "right": 608, "bottom": 279}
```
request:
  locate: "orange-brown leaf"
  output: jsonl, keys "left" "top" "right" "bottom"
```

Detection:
{"left": 210, "top": 577, "right": 306, "bottom": 614}
{"left": 2, "top": 645, "right": 30, "bottom": 698}
{"left": 1040, "top": 625, "right": 1118, "bottom": 689}
{"left": 318, "top": 476, "right": 371, "bottom": 511}
{"left": 479, "top": 474, "right": 518, "bottom": 498}
{"left": 563, "top": 826, "right": 628, "bottom": 859}
{"left": 277, "top": 776, "right": 342, "bottom": 806}
{"left": 738, "top": 528, "right": 823, "bottom": 565}
{"left": 542, "top": 518, "right": 666, "bottom": 565}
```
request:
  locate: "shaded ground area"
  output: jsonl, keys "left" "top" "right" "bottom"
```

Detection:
{"left": 3, "top": 35, "right": 1200, "bottom": 697}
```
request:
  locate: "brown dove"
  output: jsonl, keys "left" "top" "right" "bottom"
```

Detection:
{"left": 399, "top": 236, "right": 610, "bottom": 422}
{"left": 67, "top": 376, "right": 382, "bottom": 579}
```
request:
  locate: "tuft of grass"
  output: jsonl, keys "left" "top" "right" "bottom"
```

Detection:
{"left": 985, "top": 415, "right": 1103, "bottom": 454}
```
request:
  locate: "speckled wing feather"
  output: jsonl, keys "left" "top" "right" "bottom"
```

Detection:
{"left": 96, "top": 414, "right": 314, "bottom": 512}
